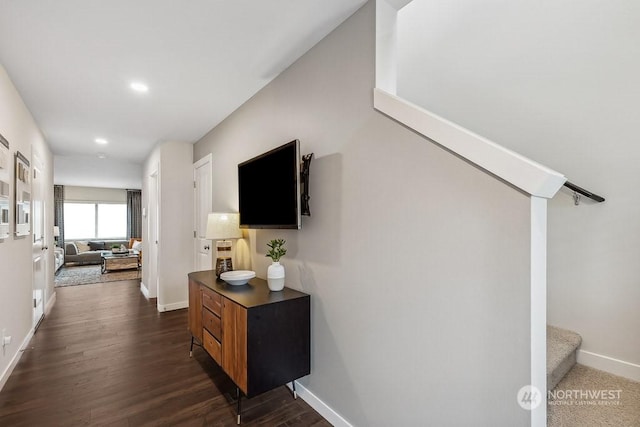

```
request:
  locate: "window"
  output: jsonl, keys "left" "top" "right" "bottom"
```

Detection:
{"left": 64, "top": 202, "right": 127, "bottom": 239}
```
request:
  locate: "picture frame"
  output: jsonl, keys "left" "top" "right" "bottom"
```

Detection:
{"left": 14, "top": 150, "right": 30, "bottom": 237}
{"left": 0, "top": 134, "right": 9, "bottom": 240}
{"left": 0, "top": 133, "right": 8, "bottom": 170}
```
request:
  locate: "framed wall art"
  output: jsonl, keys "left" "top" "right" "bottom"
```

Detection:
{"left": 0, "top": 134, "right": 9, "bottom": 240}
{"left": 15, "top": 150, "right": 30, "bottom": 237}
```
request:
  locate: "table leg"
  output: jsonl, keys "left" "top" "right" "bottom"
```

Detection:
{"left": 236, "top": 386, "right": 242, "bottom": 425}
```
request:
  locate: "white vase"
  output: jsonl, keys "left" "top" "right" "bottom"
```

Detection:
{"left": 267, "top": 261, "right": 285, "bottom": 291}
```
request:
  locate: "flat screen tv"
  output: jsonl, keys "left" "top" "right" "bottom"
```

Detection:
{"left": 238, "top": 140, "right": 301, "bottom": 229}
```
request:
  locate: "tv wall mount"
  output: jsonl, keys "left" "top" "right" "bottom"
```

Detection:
{"left": 301, "top": 153, "right": 313, "bottom": 216}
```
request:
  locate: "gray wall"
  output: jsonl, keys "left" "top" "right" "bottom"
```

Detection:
{"left": 194, "top": 2, "right": 532, "bottom": 425}
{"left": 397, "top": 0, "right": 640, "bottom": 367}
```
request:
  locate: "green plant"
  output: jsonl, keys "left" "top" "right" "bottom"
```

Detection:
{"left": 266, "top": 239, "right": 287, "bottom": 262}
{"left": 112, "top": 244, "right": 120, "bottom": 249}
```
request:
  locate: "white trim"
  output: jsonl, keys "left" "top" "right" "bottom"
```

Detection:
{"left": 375, "top": 0, "right": 399, "bottom": 93}
{"left": 387, "top": 0, "right": 413, "bottom": 9}
{"left": 287, "top": 381, "right": 353, "bottom": 427}
{"left": 373, "top": 89, "right": 566, "bottom": 199}
{"left": 0, "top": 327, "right": 34, "bottom": 392}
{"left": 140, "top": 282, "right": 150, "bottom": 299}
{"left": 192, "top": 153, "right": 212, "bottom": 170}
{"left": 577, "top": 350, "right": 640, "bottom": 382}
{"left": 530, "top": 196, "right": 547, "bottom": 427}
{"left": 45, "top": 291, "right": 56, "bottom": 316}
{"left": 157, "top": 300, "right": 188, "bottom": 312}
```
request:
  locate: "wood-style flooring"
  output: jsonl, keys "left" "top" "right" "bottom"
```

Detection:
{"left": 0, "top": 280, "right": 330, "bottom": 426}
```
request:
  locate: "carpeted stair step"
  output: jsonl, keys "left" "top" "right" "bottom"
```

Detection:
{"left": 547, "top": 325, "right": 582, "bottom": 390}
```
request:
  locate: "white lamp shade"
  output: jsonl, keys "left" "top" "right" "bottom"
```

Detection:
{"left": 53, "top": 226, "right": 60, "bottom": 237}
{"left": 205, "top": 213, "right": 242, "bottom": 240}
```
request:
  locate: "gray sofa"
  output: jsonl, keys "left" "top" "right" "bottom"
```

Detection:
{"left": 64, "top": 240, "right": 129, "bottom": 265}
{"left": 54, "top": 247, "right": 64, "bottom": 273}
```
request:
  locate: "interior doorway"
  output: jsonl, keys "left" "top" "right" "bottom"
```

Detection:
{"left": 193, "top": 154, "right": 212, "bottom": 272}
{"left": 31, "top": 153, "right": 45, "bottom": 330}
{"left": 147, "top": 168, "right": 159, "bottom": 300}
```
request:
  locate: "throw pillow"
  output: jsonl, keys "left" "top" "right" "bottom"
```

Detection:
{"left": 65, "top": 242, "right": 78, "bottom": 255}
{"left": 132, "top": 240, "right": 142, "bottom": 251}
{"left": 88, "top": 241, "right": 105, "bottom": 251}
{"left": 75, "top": 241, "right": 90, "bottom": 252}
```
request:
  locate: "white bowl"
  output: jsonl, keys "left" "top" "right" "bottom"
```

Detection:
{"left": 220, "top": 270, "right": 255, "bottom": 286}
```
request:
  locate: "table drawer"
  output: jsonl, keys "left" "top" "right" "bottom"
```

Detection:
{"left": 203, "top": 307, "right": 221, "bottom": 340}
{"left": 203, "top": 329, "right": 222, "bottom": 365}
{"left": 202, "top": 287, "right": 222, "bottom": 316}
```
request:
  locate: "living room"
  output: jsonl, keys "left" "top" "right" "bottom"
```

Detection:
{"left": 53, "top": 186, "right": 143, "bottom": 286}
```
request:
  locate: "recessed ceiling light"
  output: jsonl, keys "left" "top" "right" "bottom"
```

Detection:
{"left": 95, "top": 138, "right": 108, "bottom": 145}
{"left": 130, "top": 81, "right": 149, "bottom": 93}
{"left": 98, "top": 153, "right": 107, "bottom": 159}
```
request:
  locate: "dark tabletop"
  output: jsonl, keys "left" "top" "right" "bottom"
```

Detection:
{"left": 188, "top": 270, "right": 309, "bottom": 309}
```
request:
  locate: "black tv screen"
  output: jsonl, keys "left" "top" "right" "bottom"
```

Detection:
{"left": 238, "top": 140, "right": 301, "bottom": 229}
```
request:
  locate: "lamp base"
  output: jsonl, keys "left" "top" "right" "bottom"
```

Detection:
{"left": 216, "top": 257, "right": 233, "bottom": 277}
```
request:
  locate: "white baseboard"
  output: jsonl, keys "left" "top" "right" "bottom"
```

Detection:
{"left": 577, "top": 349, "right": 640, "bottom": 382}
{"left": 286, "top": 380, "right": 353, "bottom": 427}
{"left": 140, "top": 282, "right": 150, "bottom": 299}
{"left": 157, "top": 300, "right": 188, "bottom": 312}
{"left": 45, "top": 291, "right": 56, "bottom": 316}
{"left": 0, "top": 327, "right": 34, "bottom": 392}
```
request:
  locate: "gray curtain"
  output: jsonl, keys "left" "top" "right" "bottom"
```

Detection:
{"left": 127, "top": 189, "right": 142, "bottom": 239}
{"left": 54, "top": 185, "right": 64, "bottom": 246}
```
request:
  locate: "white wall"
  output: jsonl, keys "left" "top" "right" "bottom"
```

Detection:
{"left": 158, "top": 142, "right": 193, "bottom": 310}
{"left": 194, "top": 3, "right": 533, "bottom": 425}
{"left": 142, "top": 141, "right": 193, "bottom": 311}
{"left": 397, "top": 0, "right": 640, "bottom": 371}
{"left": 54, "top": 155, "right": 142, "bottom": 190}
{"left": 0, "top": 64, "right": 54, "bottom": 389}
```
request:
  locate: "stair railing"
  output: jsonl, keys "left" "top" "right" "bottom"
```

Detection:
{"left": 564, "top": 181, "right": 605, "bottom": 205}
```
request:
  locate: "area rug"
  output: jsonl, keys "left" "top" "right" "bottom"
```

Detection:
{"left": 54, "top": 265, "right": 140, "bottom": 287}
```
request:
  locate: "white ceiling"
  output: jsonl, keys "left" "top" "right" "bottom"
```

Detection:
{"left": 0, "top": 0, "right": 366, "bottom": 188}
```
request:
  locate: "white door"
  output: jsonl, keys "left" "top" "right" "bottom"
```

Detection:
{"left": 31, "top": 154, "right": 45, "bottom": 329}
{"left": 193, "top": 154, "right": 212, "bottom": 271}
{"left": 147, "top": 169, "right": 159, "bottom": 299}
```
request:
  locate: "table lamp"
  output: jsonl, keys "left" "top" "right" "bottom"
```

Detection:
{"left": 205, "top": 213, "right": 242, "bottom": 277}
{"left": 53, "top": 226, "right": 60, "bottom": 246}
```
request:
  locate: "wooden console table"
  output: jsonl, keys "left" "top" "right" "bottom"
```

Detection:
{"left": 187, "top": 270, "right": 310, "bottom": 424}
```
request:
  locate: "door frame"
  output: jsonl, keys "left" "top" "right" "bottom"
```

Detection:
{"left": 31, "top": 152, "right": 45, "bottom": 330}
{"left": 193, "top": 154, "right": 213, "bottom": 271}
{"left": 145, "top": 167, "right": 160, "bottom": 300}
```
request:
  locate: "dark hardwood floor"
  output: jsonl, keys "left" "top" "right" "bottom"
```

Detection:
{"left": 0, "top": 280, "right": 330, "bottom": 426}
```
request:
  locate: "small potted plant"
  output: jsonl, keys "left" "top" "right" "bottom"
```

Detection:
{"left": 266, "top": 239, "right": 286, "bottom": 291}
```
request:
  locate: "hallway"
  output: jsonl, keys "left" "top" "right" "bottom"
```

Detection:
{"left": 0, "top": 280, "right": 328, "bottom": 426}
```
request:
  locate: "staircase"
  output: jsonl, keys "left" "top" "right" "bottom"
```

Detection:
{"left": 547, "top": 325, "right": 582, "bottom": 390}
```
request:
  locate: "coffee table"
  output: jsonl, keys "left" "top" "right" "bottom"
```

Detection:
{"left": 101, "top": 252, "right": 140, "bottom": 274}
